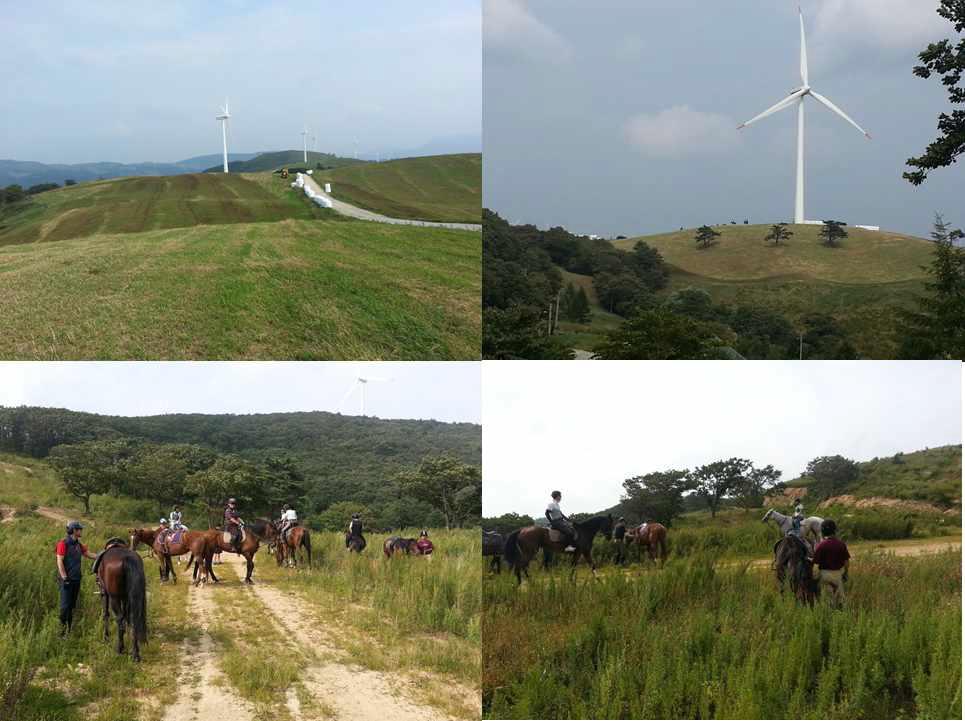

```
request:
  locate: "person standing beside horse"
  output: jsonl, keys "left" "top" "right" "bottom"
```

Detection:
{"left": 812, "top": 519, "right": 850, "bottom": 607}
{"left": 546, "top": 490, "right": 577, "bottom": 551}
{"left": 55, "top": 521, "right": 98, "bottom": 637}
{"left": 612, "top": 517, "right": 627, "bottom": 565}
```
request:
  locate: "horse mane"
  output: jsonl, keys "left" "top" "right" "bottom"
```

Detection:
{"left": 248, "top": 518, "right": 271, "bottom": 537}
{"left": 574, "top": 515, "right": 610, "bottom": 532}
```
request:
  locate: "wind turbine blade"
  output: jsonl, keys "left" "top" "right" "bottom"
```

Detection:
{"left": 799, "top": 6, "right": 809, "bottom": 87}
{"left": 810, "top": 91, "right": 872, "bottom": 138}
{"left": 738, "top": 89, "right": 806, "bottom": 130}
{"left": 338, "top": 379, "right": 359, "bottom": 410}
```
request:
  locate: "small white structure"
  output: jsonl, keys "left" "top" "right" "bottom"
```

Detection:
{"left": 293, "top": 173, "right": 332, "bottom": 208}
{"left": 216, "top": 99, "right": 231, "bottom": 173}
{"left": 324, "top": 183, "right": 331, "bottom": 193}
{"left": 856, "top": 225, "right": 880, "bottom": 232}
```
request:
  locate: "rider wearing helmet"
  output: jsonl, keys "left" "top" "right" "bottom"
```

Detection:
{"left": 546, "top": 491, "right": 577, "bottom": 550}
{"left": 224, "top": 499, "right": 243, "bottom": 552}
{"left": 55, "top": 521, "right": 97, "bottom": 636}
{"left": 279, "top": 503, "right": 298, "bottom": 542}
{"left": 170, "top": 506, "right": 184, "bottom": 531}
{"left": 345, "top": 512, "right": 364, "bottom": 548}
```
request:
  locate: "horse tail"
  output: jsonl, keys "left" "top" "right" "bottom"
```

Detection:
{"left": 503, "top": 530, "right": 521, "bottom": 566}
{"left": 302, "top": 530, "right": 312, "bottom": 567}
{"left": 123, "top": 554, "right": 148, "bottom": 644}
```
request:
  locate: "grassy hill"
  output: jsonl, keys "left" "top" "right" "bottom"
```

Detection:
{"left": 204, "top": 150, "right": 362, "bottom": 173}
{"left": 0, "top": 172, "right": 480, "bottom": 359}
{"left": 785, "top": 444, "right": 961, "bottom": 508}
{"left": 558, "top": 224, "right": 934, "bottom": 358}
{"left": 313, "top": 153, "right": 481, "bottom": 223}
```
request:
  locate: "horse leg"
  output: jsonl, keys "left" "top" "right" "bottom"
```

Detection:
{"left": 111, "top": 598, "right": 124, "bottom": 655}
{"left": 245, "top": 553, "right": 254, "bottom": 584}
{"left": 102, "top": 591, "right": 110, "bottom": 643}
{"left": 168, "top": 555, "right": 177, "bottom": 584}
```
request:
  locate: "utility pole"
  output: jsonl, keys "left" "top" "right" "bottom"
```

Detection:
{"left": 799, "top": 331, "right": 804, "bottom": 360}
{"left": 555, "top": 290, "right": 562, "bottom": 333}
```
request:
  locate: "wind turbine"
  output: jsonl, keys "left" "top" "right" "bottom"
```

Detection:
{"left": 301, "top": 125, "right": 309, "bottom": 164}
{"left": 737, "top": 6, "right": 871, "bottom": 225}
{"left": 339, "top": 374, "right": 390, "bottom": 416}
{"left": 216, "top": 99, "right": 231, "bottom": 173}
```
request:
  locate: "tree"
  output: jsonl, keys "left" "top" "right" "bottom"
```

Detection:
{"left": 125, "top": 443, "right": 216, "bottom": 507}
{"left": 184, "top": 455, "right": 260, "bottom": 526}
{"left": 481, "top": 512, "right": 537, "bottom": 536}
{"left": 820, "top": 220, "right": 848, "bottom": 247}
{"left": 904, "top": 0, "right": 965, "bottom": 185}
{"left": 688, "top": 458, "right": 752, "bottom": 517}
{"left": 764, "top": 223, "right": 793, "bottom": 246}
{"left": 3, "top": 185, "right": 25, "bottom": 204}
{"left": 397, "top": 456, "right": 481, "bottom": 529}
{"left": 48, "top": 442, "right": 114, "bottom": 513}
{"left": 64, "top": 179, "right": 77, "bottom": 186}
{"left": 620, "top": 470, "right": 692, "bottom": 525}
{"left": 26, "top": 183, "right": 59, "bottom": 195}
{"left": 732, "top": 464, "right": 782, "bottom": 509}
{"left": 316, "top": 501, "right": 373, "bottom": 532}
{"left": 898, "top": 213, "right": 965, "bottom": 358}
{"left": 594, "top": 272, "right": 647, "bottom": 316}
{"left": 695, "top": 225, "right": 721, "bottom": 249}
{"left": 482, "top": 306, "right": 574, "bottom": 360}
{"left": 570, "top": 286, "right": 591, "bottom": 322}
{"left": 804, "top": 455, "right": 859, "bottom": 500}
{"left": 595, "top": 308, "right": 724, "bottom": 359}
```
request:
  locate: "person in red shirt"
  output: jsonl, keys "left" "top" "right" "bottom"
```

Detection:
{"left": 811, "top": 518, "right": 850, "bottom": 607}
{"left": 55, "top": 521, "right": 97, "bottom": 637}
{"left": 416, "top": 529, "right": 434, "bottom": 555}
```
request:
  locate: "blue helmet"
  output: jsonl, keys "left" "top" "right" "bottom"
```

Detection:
{"left": 66, "top": 521, "right": 84, "bottom": 533}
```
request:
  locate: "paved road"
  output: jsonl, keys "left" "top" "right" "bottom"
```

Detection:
{"left": 301, "top": 175, "right": 480, "bottom": 231}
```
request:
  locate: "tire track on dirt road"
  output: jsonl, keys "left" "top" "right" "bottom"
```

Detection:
{"left": 219, "top": 553, "right": 463, "bottom": 721}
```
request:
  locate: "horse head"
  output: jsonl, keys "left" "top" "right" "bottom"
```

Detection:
{"left": 762, "top": 509, "right": 774, "bottom": 523}
{"left": 602, "top": 514, "right": 614, "bottom": 540}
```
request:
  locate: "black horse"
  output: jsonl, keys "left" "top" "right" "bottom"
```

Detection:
{"left": 503, "top": 515, "right": 613, "bottom": 584}
{"left": 483, "top": 530, "right": 504, "bottom": 573}
{"left": 774, "top": 535, "right": 819, "bottom": 605}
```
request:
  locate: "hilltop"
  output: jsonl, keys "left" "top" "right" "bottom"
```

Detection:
{"left": 203, "top": 149, "right": 362, "bottom": 173}
{"left": 314, "top": 153, "right": 482, "bottom": 223}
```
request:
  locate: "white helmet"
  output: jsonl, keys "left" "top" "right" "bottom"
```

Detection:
{"left": 160, "top": 518, "right": 168, "bottom": 524}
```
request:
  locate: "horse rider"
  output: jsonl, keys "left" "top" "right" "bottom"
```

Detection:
{"left": 794, "top": 499, "right": 804, "bottom": 517}
{"left": 55, "top": 521, "right": 97, "bottom": 637}
{"left": 157, "top": 518, "right": 171, "bottom": 551}
{"left": 416, "top": 529, "right": 434, "bottom": 555}
{"left": 170, "top": 505, "right": 184, "bottom": 531}
{"left": 612, "top": 516, "right": 627, "bottom": 565}
{"left": 812, "top": 519, "right": 850, "bottom": 607}
{"left": 345, "top": 512, "right": 364, "bottom": 548}
{"left": 279, "top": 503, "right": 298, "bottom": 542}
{"left": 224, "top": 498, "right": 243, "bottom": 552}
{"left": 787, "top": 509, "right": 811, "bottom": 554}
{"left": 546, "top": 490, "right": 577, "bottom": 551}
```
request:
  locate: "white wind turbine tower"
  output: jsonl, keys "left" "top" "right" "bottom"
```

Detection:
{"left": 301, "top": 125, "right": 309, "bottom": 164}
{"left": 738, "top": 6, "right": 871, "bottom": 225}
{"left": 339, "top": 374, "right": 390, "bottom": 416}
{"left": 216, "top": 99, "right": 231, "bottom": 173}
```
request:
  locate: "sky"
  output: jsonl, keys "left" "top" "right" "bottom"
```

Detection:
{"left": 484, "top": 0, "right": 965, "bottom": 238}
{"left": 482, "top": 361, "right": 962, "bottom": 517}
{"left": 0, "top": 362, "right": 481, "bottom": 425}
{"left": 0, "top": 0, "right": 481, "bottom": 164}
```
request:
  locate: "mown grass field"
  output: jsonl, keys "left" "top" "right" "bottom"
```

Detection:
{"left": 483, "top": 548, "right": 960, "bottom": 719}
{"left": 560, "top": 225, "right": 934, "bottom": 358}
{"left": 313, "top": 154, "right": 482, "bottom": 223}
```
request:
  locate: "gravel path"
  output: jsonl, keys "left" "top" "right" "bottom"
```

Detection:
{"left": 301, "top": 175, "right": 480, "bottom": 231}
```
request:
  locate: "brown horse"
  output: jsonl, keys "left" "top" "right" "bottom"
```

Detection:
{"left": 152, "top": 529, "right": 214, "bottom": 585}
{"left": 503, "top": 515, "right": 613, "bottom": 584}
{"left": 198, "top": 519, "right": 277, "bottom": 584}
{"left": 96, "top": 541, "right": 148, "bottom": 662}
{"left": 626, "top": 522, "right": 668, "bottom": 564}
{"left": 383, "top": 536, "right": 418, "bottom": 557}
{"left": 774, "top": 535, "right": 819, "bottom": 605}
{"left": 274, "top": 524, "right": 312, "bottom": 568}
{"left": 128, "top": 527, "right": 161, "bottom": 558}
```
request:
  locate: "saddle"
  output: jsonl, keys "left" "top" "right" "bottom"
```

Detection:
{"left": 548, "top": 529, "right": 569, "bottom": 544}
{"left": 104, "top": 537, "right": 127, "bottom": 551}
{"left": 222, "top": 528, "right": 246, "bottom": 545}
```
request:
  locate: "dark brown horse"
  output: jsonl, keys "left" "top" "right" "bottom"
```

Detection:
{"left": 483, "top": 530, "right": 504, "bottom": 573}
{"left": 274, "top": 524, "right": 312, "bottom": 568}
{"left": 198, "top": 519, "right": 277, "bottom": 584}
{"left": 383, "top": 536, "right": 418, "bottom": 557}
{"left": 774, "top": 535, "right": 818, "bottom": 605}
{"left": 96, "top": 541, "right": 148, "bottom": 662}
{"left": 346, "top": 532, "right": 366, "bottom": 553}
{"left": 503, "top": 515, "right": 613, "bottom": 584}
{"left": 152, "top": 529, "right": 214, "bottom": 585}
{"left": 626, "top": 522, "right": 668, "bottom": 564}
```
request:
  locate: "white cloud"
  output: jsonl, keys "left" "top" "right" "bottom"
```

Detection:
{"left": 623, "top": 106, "right": 739, "bottom": 157}
{"left": 484, "top": 0, "right": 571, "bottom": 63}
{"left": 813, "top": 0, "right": 947, "bottom": 50}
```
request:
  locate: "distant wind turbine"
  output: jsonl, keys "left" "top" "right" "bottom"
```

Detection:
{"left": 737, "top": 6, "right": 871, "bottom": 224}
{"left": 216, "top": 99, "right": 231, "bottom": 173}
{"left": 339, "top": 375, "right": 390, "bottom": 416}
{"left": 301, "top": 125, "right": 309, "bottom": 164}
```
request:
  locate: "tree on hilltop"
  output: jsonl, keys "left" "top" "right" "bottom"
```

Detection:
{"left": 695, "top": 225, "right": 721, "bottom": 249}
{"left": 765, "top": 223, "right": 793, "bottom": 246}
{"left": 820, "top": 220, "right": 848, "bottom": 247}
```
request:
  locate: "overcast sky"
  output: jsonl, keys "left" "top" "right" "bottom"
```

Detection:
{"left": 484, "top": 0, "right": 964, "bottom": 238}
{"left": 0, "top": 362, "right": 481, "bottom": 424}
{"left": 1, "top": 1, "right": 481, "bottom": 164}
{"left": 483, "top": 362, "right": 962, "bottom": 517}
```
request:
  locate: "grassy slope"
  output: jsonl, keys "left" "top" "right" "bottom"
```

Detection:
{"left": 561, "top": 225, "right": 933, "bottom": 358}
{"left": 205, "top": 150, "right": 362, "bottom": 173}
{"left": 0, "top": 173, "right": 480, "bottom": 360}
{"left": 554, "top": 268, "right": 623, "bottom": 350}
{"left": 784, "top": 444, "right": 962, "bottom": 506}
{"left": 313, "top": 153, "right": 482, "bottom": 223}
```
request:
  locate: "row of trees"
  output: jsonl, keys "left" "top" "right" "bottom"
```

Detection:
{"left": 0, "top": 182, "right": 68, "bottom": 206}
{"left": 695, "top": 220, "right": 848, "bottom": 251}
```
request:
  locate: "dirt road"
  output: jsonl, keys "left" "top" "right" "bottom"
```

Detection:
{"left": 301, "top": 175, "right": 481, "bottom": 232}
{"left": 163, "top": 552, "right": 465, "bottom": 721}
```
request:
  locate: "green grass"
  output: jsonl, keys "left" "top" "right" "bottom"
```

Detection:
{"left": 204, "top": 150, "right": 362, "bottom": 174}
{"left": 484, "top": 547, "right": 961, "bottom": 719}
{"left": 313, "top": 153, "right": 482, "bottom": 223}
{"left": 0, "top": 217, "right": 480, "bottom": 360}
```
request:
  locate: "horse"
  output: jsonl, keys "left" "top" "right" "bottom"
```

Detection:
{"left": 274, "top": 524, "right": 313, "bottom": 568}
{"left": 626, "top": 522, "right": 668, "bottom": 564}
{"left": 96, "top": 541, "right": 148, "bottom": 662}
{"left": 198, "top": 519, "right": 277, "bottom": 584}
{"left": 151, "top": 529, "right": 214, "bottom": 586}
{"left": 346, "top": 532, "right": 366, "bottom": 553}
{"left": 128, "top": 527, "right": 161, "bottom": 558}
{"left": 773, "top": 535, "right": 819, "bottom": 605}
{"left": 483, "top": 530, "right": 504, "bottom": 573}
{"left": 383, "top": 536, "right": 418, "bottom": 557}
{"left": 762, "top": 509, "right": 824, "bottom": 546}
{"left": 503, "top": 515, "right": 613, "bottom": 585}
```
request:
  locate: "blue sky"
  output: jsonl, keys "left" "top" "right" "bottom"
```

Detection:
{"left": 0, "top": 362, "right": 481, "bottom": 424}
{"left": 1, "top": 1, "right": 481, "bottom": 164}
{"left": 484, "top": 0, "right": 964, "bottom": 238}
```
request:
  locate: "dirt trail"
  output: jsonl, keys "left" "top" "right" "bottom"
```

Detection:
{"left": 36, "top": 506, "right": 71, "bottom": 523}
{"left": 161, "top": 566, "right": 256, "bottom": 721}
{"left": 0, "top": 505, "right": 15, "bottom": 523}
{"left": 742, "top": 536, "right": 961, "bottom": 569}
{"left": 218, "top": 553, "right": 458, "bottom": 721}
